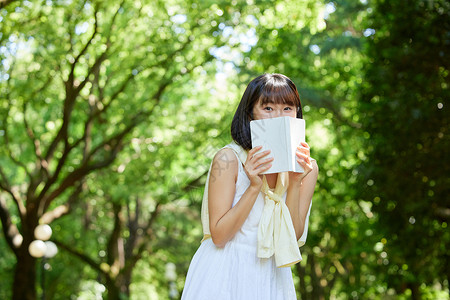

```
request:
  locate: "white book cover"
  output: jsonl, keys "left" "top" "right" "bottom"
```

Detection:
{"left": 250, "top": 116, "right": 305, "bottom": 174}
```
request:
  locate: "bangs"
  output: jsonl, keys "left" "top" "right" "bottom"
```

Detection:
{"left": 257, "top": 79, "right": 301, "bottom": 108}
{"left": 232, "top": 73, "right": 303, "bottom": 150}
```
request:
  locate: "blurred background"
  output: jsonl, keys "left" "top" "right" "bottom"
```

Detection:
{"left": 0, "top": 0, "right": 448, "bottom": 299}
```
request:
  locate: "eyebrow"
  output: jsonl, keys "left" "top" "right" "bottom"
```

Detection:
{"left": 260, "top": 102, "right": 294, "bottom": 106}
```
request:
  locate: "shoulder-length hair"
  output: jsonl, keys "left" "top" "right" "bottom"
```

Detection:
{"left": 231, "top": 73, "right": 303, "bottom": 150}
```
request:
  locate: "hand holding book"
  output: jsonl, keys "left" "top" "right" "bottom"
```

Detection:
{"left": 243, "top": 146, "right": 274, "bottom": 188}
{"left": 250, "top": 116, "right": 307, "bottom": 174}
{"left": 289, "top": 141, "right": 314, "bottom": 185}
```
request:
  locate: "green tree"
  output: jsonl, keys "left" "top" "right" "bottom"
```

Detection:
{"left": 0, "top": 0, "right": 240, "bottom": 298}
{"left": 357, "top": 0, "right": 450, "bottom": 298}
{"left": 2, "top": 0, "right": 448, "bottom": 299}
{"left": 46, "top": 85, "right": 234, "bottom": 298}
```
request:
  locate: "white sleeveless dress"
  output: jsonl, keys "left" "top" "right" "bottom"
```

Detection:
{"left": 181, "top": 146, "right": 297, "bottom": 300}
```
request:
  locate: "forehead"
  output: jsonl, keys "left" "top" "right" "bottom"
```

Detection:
{"left": 256, "top": 94, "right": 298, "bottom": 107}
{"left": 256, "top": 99, "right": 295, "bottom": 106}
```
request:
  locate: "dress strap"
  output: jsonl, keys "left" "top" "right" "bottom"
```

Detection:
{"left": 222, "top": 141, "right": 248, "bottom": 172}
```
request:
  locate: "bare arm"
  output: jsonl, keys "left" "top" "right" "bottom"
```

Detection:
{"left": 208, "top": 147, "right": 272, "bottom": 247}
{"left": 286, "top": 160, "right": 319, "bottom": 240}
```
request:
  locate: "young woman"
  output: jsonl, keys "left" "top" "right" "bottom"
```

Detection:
{"left": 181, "top": 73, "right": 319, "bottom": 299}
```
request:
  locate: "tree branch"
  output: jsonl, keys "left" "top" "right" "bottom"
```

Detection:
{"left": 2, "top": 104, "right": 31, "bottom": 179}
{"left": 71, "top": 16, "right": 200, "bottom": 158}
{"left": 42, "top": 96, "right": 74, "bottom": 164}
{"left": 52, "top": 239, "right": 107, "bottom": 277}
{"left": 39, "top": 180, "right": 84, "bottom": 224}
{"left": 0, "top": 167, "right": 26, "bottom": 218}
{"left": 36, "top": 140, "right": 75, "bottom": 214}
{"left": 122, "top": 202, "right": 161, "bottom": 275}
{"left": 42, "top": 69, "right": 191, "bottom": 219}
{"left": 40, "top": 122, "right": 128, "bottom": 212}
{"left": 300, "top": 87, "right": 362, "bottom": 129}
{"left": 44, "top": 8, "right": 101, "bottom": 165}
{"left": 42, "top": 2, "right": 121, "bottom": 168}
{"left": 69, "top": 9, "right": 99, "bottom": 84}
{"left": 121, "top": 154, "right": 204, "bottom": 275}
{"left": 181, "top": 169, "right": 209, "bottom": 193}
{"left": 0, "top": 195, "right": 20, "bottom": 256}
{"left": 35, "top": 8, "right": 201, "bottom": 221}
{"left": 143, "top": 202, "right": 161, "bottom": 237}
{"left": 38, "top": 53, "right": 111, "bottom": 204}
{"left": 75, "top": 49, "right": 107, "bottom": 95}
{"left": 124, "top": 197, "right": 140, "bottom": 260}
{"left": 0, "top": 0, "right": 17, "bottom": 10}
{"left": 38, "top": 48, "right": 108, "bottom": 201}
{"left": 73, "top": 0, "right": 124, "bottom": 96}
{"left": 23, "top": 100, "right": 50, "bottom": 179}
{"left": 106, "top": 201, "right": 123, "bottom": 267}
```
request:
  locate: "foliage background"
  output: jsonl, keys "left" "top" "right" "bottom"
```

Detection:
{"left": 0, "top": 0, "right": 448, "bottom": 299}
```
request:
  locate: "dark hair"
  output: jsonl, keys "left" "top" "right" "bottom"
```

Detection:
{"left": 231, "top": 73, "right": 303, "bottom": 150}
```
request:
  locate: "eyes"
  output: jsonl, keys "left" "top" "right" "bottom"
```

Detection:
{"left": 263, "top": 106, "right": 294, "bottom": 111}
{"left": 253, "top": 104, "right": 297, "bottom": 120}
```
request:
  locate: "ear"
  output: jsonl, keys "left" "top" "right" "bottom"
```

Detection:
{"left": 248, "top": 110, "right": 254, "bottom": 121}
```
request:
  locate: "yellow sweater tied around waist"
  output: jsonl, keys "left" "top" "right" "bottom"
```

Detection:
{"left": 201, "top": 141, "right": 310, "bottom": 268}
{"left": 258, "top": 173, "right": 301, "bottom": 268}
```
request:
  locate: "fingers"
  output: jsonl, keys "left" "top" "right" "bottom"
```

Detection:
{"left": 252, "top": 150, "right": 272, "bottom": 163}
{"left": 296, "top": 151, "right": 312, "bottom": 172}
{"left": 296, "top": 142, "right": 312, "bottom": 172}
{"left": 297, "top": 142, "right": 310, "bottom": 157}
{"left": 255, "top": 159, "right": 273, "bottom": 173}
{"left": 245, "top": 146, "right": 273, "bottom": 176}
{"left": 248, "top": 145, "right": 263, "bottom": 157}
{"left": 254, "top": 156, "right": 274, "bottom": 170}
{"left": 297, "top": 141, "right": 311, "bottom": 163}
{"left": 247, "top": 146, "right": 271, "bottom": 163}
{"left": 296, "top": 151, "right": 310, "bottom": 163}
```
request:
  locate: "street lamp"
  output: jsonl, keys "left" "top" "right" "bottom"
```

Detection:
{"left": 28, "top": 240, "right": 47, "bottom": 258}
{"left": 28, "top": 224, "right": 58, "bottom": 300}
{"left": 165, "top": 262, "right": 178, "bottom": 300}
{"left": 34, "top": 224, "right": 52, "bottom": 241}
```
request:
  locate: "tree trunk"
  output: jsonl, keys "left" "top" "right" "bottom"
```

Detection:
{"left": 105, "top": 278, "right": 122, "bottom": 300}
{"left": 12, "top": 210, "right": 39, "bottom": 300}
{"left": 120, "top": 270, "right": 132, "bottom": 298}
{"left": 13, "top": 246, "right": 37, "bottom": 300}
{"left": 309, "top": 255, "right": 324, "bottom": 300}
{"left": 296, "top": 262, "right": 308, "bottom": 300}
{"left": 409, "top": 282, "right": 421, "bottom": 300}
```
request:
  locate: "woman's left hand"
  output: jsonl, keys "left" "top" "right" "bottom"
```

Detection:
{"left": 289, "top": 142, "right": 313, "bottom": 186}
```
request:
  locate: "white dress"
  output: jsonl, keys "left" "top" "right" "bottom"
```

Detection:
{"left": 181, "top": 146, "right": 297, "bottom": 300}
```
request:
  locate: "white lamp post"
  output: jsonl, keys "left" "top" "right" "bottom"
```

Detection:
{"left": 44, "top": 241, "right": 58, "bottom": 258}
{"left": 34, "top": 224, "right": 52, "bottom": 241}
{"left": 28, "top": 240, "right": 47, "bottom": 258}
{"left": 29, "top": 224, "right": 57, "bottom": 300}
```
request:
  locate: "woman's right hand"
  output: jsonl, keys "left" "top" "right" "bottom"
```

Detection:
{"left": 244, "top": 146, "right": 273, "bottom": 188}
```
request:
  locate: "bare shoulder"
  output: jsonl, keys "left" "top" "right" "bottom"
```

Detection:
{"left": 213, "top": 147, "right": 238, "bottom": 164}
{"left": 210, "top": 148, "right": 239, "bottom": 182}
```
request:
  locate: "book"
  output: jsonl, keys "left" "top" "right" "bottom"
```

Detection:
{"left": 250, "top": 116, "right": 305, "bottom": 174}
